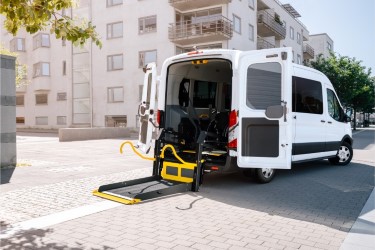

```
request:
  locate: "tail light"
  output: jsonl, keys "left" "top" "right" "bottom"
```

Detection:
{"left": 156, "top": 110, "right": 164, "bottom": 128}
{"left": 228, "top": 109, "right": 237, "bottom": 149}
{"left": 229, "top": 109, "right": 237, "bottom": 128}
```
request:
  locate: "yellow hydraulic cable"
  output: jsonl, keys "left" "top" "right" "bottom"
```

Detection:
{"left": 119, "top": 141, "right": 155, "bottom": 161}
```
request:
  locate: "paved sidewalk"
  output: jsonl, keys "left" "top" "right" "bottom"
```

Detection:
{"left": 0, "top": 129, "right": 374, "bottom": 249}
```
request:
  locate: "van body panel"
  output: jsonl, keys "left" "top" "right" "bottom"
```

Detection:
{"left": 237, "top": 48, "right": 293, "bottom": 169}
{"left": 137, "top": 63, "right": 157, "bottom": 153}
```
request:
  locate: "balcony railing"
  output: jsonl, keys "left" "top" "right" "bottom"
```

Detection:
{"left": 257, "top": 10, "right": 286, "bottom": 40}
{"left": 169, "top": 0, "right": 230, "bottom": 11}
{"left": 257, "top": 38, "right": 275, "bottom": 50}
{"left": 169, "top": 16, "right": 233, "bottom": 45}
{"left": 303, "top": 43, "right": 315, "bottom": 59}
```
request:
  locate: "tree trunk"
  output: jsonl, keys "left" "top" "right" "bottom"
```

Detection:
{"left": 353, "top": 109, "right": 357, "bottom": 130}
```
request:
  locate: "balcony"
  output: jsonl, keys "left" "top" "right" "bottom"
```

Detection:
{"left": 303, "top": 43, "right": 315, "bottom": 60}
{"left": 169, "top": 16, "right": 233, "bottom": 46}
{"left": 257, "top": 37, "right": 275, "bottom": 50}
{"left": 169, "top": 0, "right": 230, "bottom": 11}
{"left": 33, "top": 77, "right": 50, "bottom": 91}
{"left": 257, "top": 11, "right": 286, "bottom": 40}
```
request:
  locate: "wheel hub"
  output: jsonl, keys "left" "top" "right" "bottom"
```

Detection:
{"left": 261, "top": 168, "right": 274, "bottom": 178}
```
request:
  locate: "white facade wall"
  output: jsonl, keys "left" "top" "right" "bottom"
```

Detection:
{"left": 260, "top": 0, "right": 309, "bottom": 64}
{"left": 1, "top": 0, "right": 321, "bottom": 129}
{"left": 309, "top": 33, "right": 334, "bottom": 60}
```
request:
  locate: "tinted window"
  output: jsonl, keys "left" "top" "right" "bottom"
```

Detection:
{"left": 193, "top": 81, "right": 217, "bottom": 108}
{"left": 292, "top": 76, "right": 323, "bottom": 114}
{"left": 327, "top": 89, "right": 344, "bottom": 122}
{"left": 247, "top": 62, "right": 281, "bottom": 110}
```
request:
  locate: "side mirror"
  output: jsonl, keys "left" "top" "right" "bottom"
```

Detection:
{"left": 345, "top": 115, "right": 351, "bottom": 123}
{"left": 265, "top": 105, "right": 283, "bottom": 119}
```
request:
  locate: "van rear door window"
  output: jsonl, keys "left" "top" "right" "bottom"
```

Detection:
{"left": 246, "top": 62, "right": 281, "bottom": 110}
{"left": 292, "top": 76, "right": 323, "bottom": 114}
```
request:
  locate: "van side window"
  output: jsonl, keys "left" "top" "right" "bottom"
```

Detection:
{"left": 193, "top": 81, "right": 217, "bottom": 108}
{"left": 247, "top": 62, "right": 281, "bottom": 110}
{"left": 292, "top": 76, "right": 323, "bottom": 114}
{"left": 327, "top": 89, "right": 344, "bottom": 122}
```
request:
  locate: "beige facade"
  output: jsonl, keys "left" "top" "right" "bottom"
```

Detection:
{"left": 308, "top": 33, "right": 334, "bottom": 60}
{"left": 1, "top": 0, "right": 325, "bottom": 129}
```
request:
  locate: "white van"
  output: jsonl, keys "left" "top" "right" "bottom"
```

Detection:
{"left": 138, "top": 48, "right": 353, "bottom": 185}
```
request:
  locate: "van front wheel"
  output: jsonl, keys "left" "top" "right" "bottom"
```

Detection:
{"left": 254, "top": 168, "right": 275, "bottom": 183}
{"left": 328, "top": 142, "right": 353, "bottom": 165}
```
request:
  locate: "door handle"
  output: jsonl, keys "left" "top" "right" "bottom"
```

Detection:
{"left": 321, "top": 120, "right": 326, "bottom": 123}
{"left": 328, "top": 121, "right": 332, "bottom": 124}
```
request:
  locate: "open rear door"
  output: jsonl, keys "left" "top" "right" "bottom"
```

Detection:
{"left": 237, "top": 49, "right": 292, "bottom": 169}
{"left": 137, "top": 62, "right": 157, "bottom": 153}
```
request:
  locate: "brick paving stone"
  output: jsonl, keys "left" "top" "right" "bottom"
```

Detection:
{"left": 262, "top": 241, "right": 285, "bottom": 250}
{"left": 208, "top": 240, "right": 232, "bottom": 249}
{"left": 225, "top": 239, "right": 247, "bottom": 247}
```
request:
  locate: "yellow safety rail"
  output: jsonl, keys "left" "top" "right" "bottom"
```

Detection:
{"left": 119, "top": 141, "right": 203, "bottom": 183}
{"left": 119, "top": 141, "right": 155, "bottom": 161}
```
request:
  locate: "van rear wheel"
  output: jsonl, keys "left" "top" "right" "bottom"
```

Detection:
{"left": 328, "top": 142, "right": 353, "bottom": 166}
{"left": 255, "top": 168, "right": 275, "bottom": 183}
{"left": 243, "top": 168, "right": 276, "bottom": 183}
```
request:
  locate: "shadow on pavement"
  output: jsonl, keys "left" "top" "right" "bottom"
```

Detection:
{"left": 0, "top": 168, "right": 15, "bottom": 185}
{"left": 0, "top": 221, "right": 113, "bottom": 250}
{"left": 198, "top": 160, "right": 374, "bottom": 233}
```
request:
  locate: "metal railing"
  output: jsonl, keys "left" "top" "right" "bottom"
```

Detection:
{"left": 257, "top": 38, "right": 275, "bottom": 50}
{"left": 257, "top": 10, "right": 286, "bottom": 39}
{"left": 168, "top": 16, "right": 233, "bottom": 41}
{"left": 303, "top": 43, "right": 315, "bottom": 58}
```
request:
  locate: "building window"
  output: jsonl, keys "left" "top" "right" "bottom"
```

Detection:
{"left": 33, "top": 33, "right": 50, "bottom": 49}
{"left": 35, "top": 93, "right": 48, "bottom": 105}
{"left": 248, "top": 24, "right": 254, "bottom": 41}
{"left": 107, "top": 0, "right": 122, "bottom": 7}
{"left": 139, "top": 50, "right": 157, "bottom": 68}
{"left": 57, "top": 116, "right": 67, "bottom": 125}
{"left": 290, "top": 27, "right": 294, "bottom": 40}
{"left": 107, "top": 54, "right": 123, "bottom": 71}
{"left": 10, "top": 38, "right": 25, "bottom": 52}
{"left": 139, "top": 16, "right": 157, "bottom": 34}
{"left": 107, "top": 22, "right": 123, "bottom": 39}
{"left": 107, "top": 87, "right": 124, "bottom": 103}
{"left": 327, "top": 42, "right": 332, "bottom": 50}
{"left": 57, "top": 92, "right": 67, "bottom": 101}
{"left": 105, "top": 115, "right": 127, "bottom": 127}
{"left": 33, "top": 62, "right": 50, "bottom": 77}
{"left": 233, "top": 14, "right": 241, "bottom": 34}
{"left": 16, "top": 95, "right": 24, "bottom": 106}
{"left": 297, "top": 54, "right": 301, "bottom": 64}
{"left": 297, "top": 32, "right": 301, "bottom": 44}
{"left": 248, "top": 0, "right": 255, "bottom": 9}
{"left": 62, "top": 61, "right": 66, "bottom": 75}
{"left": 139, "top": 85, "right": 143, "bottom": 101}
{"left": 35, "top": 116, "right": 48, "bottom": 125}
{"left": 16, "top": 117, "right": 25, "bottom": 124}
{"left": 292, "top": 50, "right": 295, "bottom": 63}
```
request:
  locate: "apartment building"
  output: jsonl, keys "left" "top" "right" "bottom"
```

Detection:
{"left": 1, "top": 0, "right": 320, "bottom": 129}
{"left": 308, "top": 33, "right": 334, "bottom": 60}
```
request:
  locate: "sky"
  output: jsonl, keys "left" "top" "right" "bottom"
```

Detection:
{"left": 282, "top": 0, "right": 375, "bottom": 75}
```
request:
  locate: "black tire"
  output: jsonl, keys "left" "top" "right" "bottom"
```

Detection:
{"left": 254, "top": 168, "right": 276, "bottom": 183}
{"left": 328, "top": 142, "right": 353, "bottom": 166}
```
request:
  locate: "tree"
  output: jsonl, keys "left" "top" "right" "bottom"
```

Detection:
{"left": 0, "top": 0, "right": 102, "bottom": 48}
{"left": 309, "top": 53, "right": 374, "bottom": 130}
{"left": 0, "top": 44, "right": 27, "bottom": 87}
